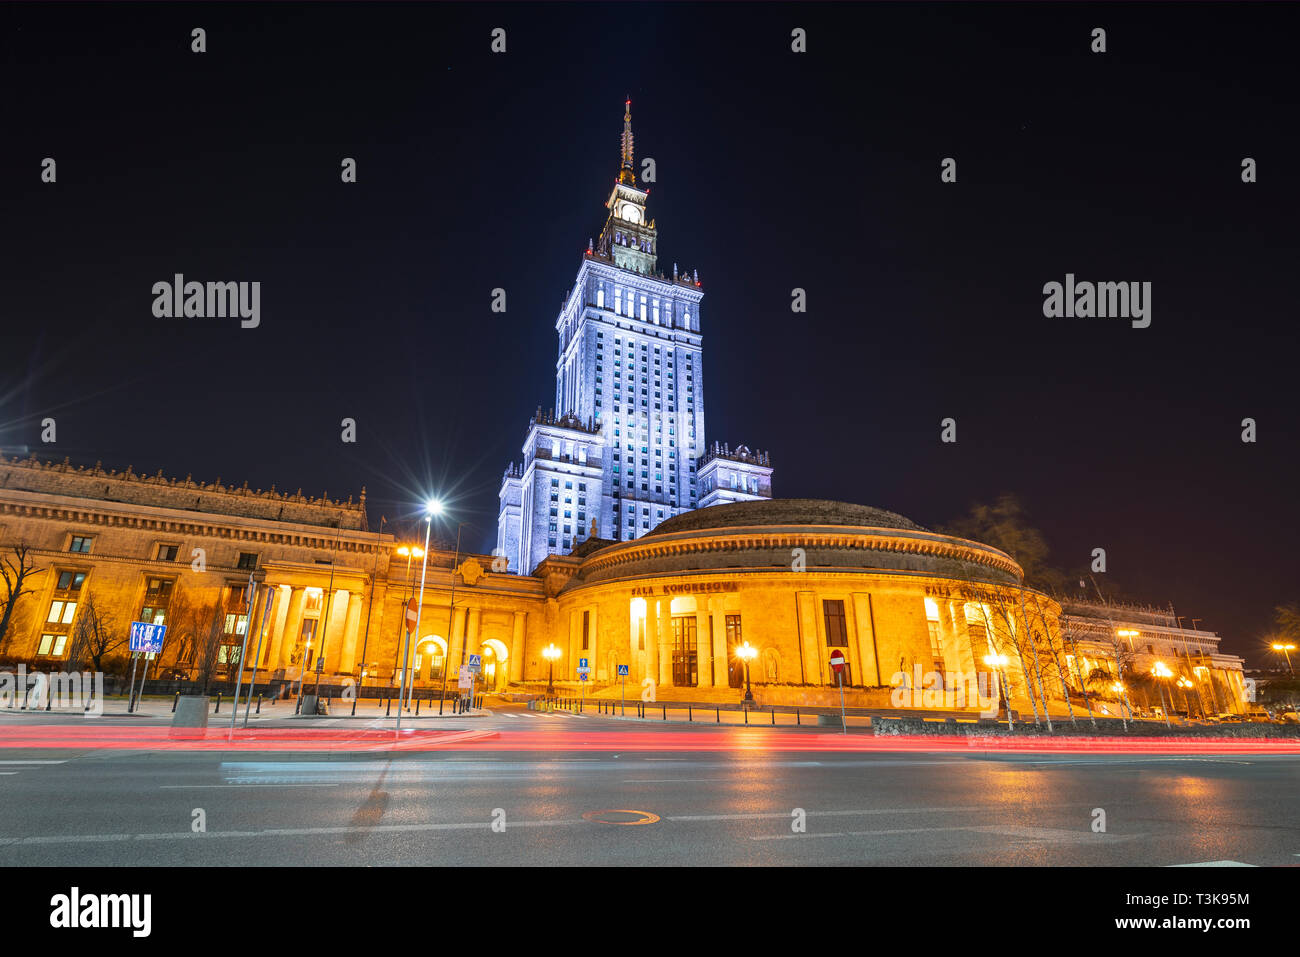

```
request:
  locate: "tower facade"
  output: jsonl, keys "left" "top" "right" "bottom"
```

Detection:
{"left": 498, "top": 101, "right": 772, "bottom": 575}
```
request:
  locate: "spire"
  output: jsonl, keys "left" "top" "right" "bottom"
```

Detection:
{"left": 619, "top": 97, "right": 635, "bottom": 185}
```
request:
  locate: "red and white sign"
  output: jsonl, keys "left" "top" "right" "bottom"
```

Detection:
{"left": 406, "top": 599, "right": 419, "bottom": 633}
{"left": 829, "top": 649, "right": 846, "bottom": 673}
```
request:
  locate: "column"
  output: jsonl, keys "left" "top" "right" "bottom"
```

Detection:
{"left": 509, "top": 611, "right": 526, "bottom": 682}
{"left": 852, "top": 593, "right": 879, "bottom": 687}
{"left": 265, "top": 585, "right": 292, "bottom": 667}
{"left": 339, "top": 592, "right": 363, "bottom": 674}
{"left": 278, "top": 587, "right": 307, "bottom": 669}
{"left": 466, "top": 607, "right": 483, "bottom": 662}
{"left": 644, "top": 606, "right": 658, "bottom": 686}
{"left": 696, "top": 606, "right": 713, "bottom": 687}
{"left": 657, "top": 599, "right": 671, "bottom": 687}
{"left": 447, "top": 606, "right": 467, "bottom": 669}
{"left": 796, "top": 591, "right": 820, "bottom": 685}
{"left": 323, "top": 589, "right": 348, "bottom": 674}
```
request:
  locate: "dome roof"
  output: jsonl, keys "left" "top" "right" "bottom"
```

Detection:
{"left": 649, "top": 498, "right": 926, "bottom": 536}
{"left": 565, "top": 498, "right": 1021, "bottom": 592}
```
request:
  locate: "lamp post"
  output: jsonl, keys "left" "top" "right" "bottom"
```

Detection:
{"left": 1272, "top": 642, "right": 1296, "bottom": 676}
{"left": 983, "top": 653, "right": 1012, "bottom": 730}
{"left": 352, "top": 516, "right": 386, "bottom": 716}
{"left": 543, "top": 644, "right": 561, "bottom": 695}
{"left": 1151, "top": 661, "right": 1174, "bottom": 728}
{"left": 436, "top": 522, "right": 470, "bottom": 714}
{"left": 736, "top": 641, "right": 757, "bottom": 704}
{"left": 389, "top": 544, "right": 424, "bottom": 680}
{"left": 396, "top": 500, "right": 441, "bottom": 735}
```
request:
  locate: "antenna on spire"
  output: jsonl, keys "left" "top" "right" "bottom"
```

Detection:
{"left": 619, "top": 97, "right": 635, "bottom": 185}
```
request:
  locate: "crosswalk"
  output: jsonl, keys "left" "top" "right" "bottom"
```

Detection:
{"left": 494, "top": 710, "right": 588, "bottom": 720}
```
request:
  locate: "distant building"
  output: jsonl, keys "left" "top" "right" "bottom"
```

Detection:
{"left": 1057, "top": 599, "right": 1247, "bottom": 718}
{"left": 497, "top": 101, "right": 772, "bottom": 576}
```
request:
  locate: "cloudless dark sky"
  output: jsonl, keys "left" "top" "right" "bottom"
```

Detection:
{"left": 4, "top": 3, "right": 1298, "bottom": 660}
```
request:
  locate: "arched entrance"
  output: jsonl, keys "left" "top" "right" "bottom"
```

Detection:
{"left": 415, "top": 635, "right": 447, "bottom": 684}
{"left": 480, "top": 638, "right": 509, "bottom": 691}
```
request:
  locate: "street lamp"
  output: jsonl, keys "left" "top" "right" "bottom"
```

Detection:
{"left": 736, "top": 641, "right": 757, "bottom": 704}
{"left": 396, "top": 499, "right": 441, "bottom": 735}
{"left": 1150, "top": 660, "right": 1174, "bottom": 728}
{"left": 1271, "top": 642, "right": 1296, "bottom": 675}
{"left": 983, "top": 653, "right": 1012, "bottom": 728}
{"left": 543, "top": 643, "right": 561, "bottom": 695}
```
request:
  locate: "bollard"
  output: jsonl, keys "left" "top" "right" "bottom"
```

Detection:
{"left": 716, "top": 707, "right": 720, "bottom": 723}
{"left": 796, "top": 709, "right": 801, "bottom": 726}
{"left": 662, "top": 704, "right": 666, "bottom": 721}
{"left": 416, "top": 696, "right": 421, "bottom": 716}
{"left": 744, "top": 708, "right": 748, "bottom": 725}
{"left": 256, "top": 694, "right": 263, "bottom": 714}
{"left": 385, "top": 697, "right": 392, "bottom": 717}
{"left": 172, "top": 692, "right": 180, "bottom": 714}
{"left": 688, "top": 705, "right": 692, "bottom": 722}
{"left": 771, "top": 709, "right": 776, "bottom": 725}
{"left": 214, "top": 693, "right": 222, "bottom": 714}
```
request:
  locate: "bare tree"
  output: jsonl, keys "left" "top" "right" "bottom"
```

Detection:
{"left": 66, "top": 591, "right": 126, "bottom": 673}
{"left": 0, "top": 544, "right": 40, "bottom": 653}
{"left": 191, "top": 609, "right": 225, "bottom": 695}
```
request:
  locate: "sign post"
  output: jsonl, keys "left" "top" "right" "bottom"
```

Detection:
{"left": 618, "top": 664, "right": 629, "bottom": 715}
{"left": 466, "top": 653, "right": 481, "bottom": 713}
{"left": 577, "top": 657, "right": 590, "bottom": 706}
{"left": 127, "top": 621, "right": 167, "bottom": 713}
{"left": 829, "top": 648, "right": 847, "bottom": 734}
{"left": 230, "top": 573, "right": 257, "bottom": 738}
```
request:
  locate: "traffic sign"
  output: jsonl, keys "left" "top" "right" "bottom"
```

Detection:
{"left": 617, "top": 664, "right": 629, "bottom": 677}
{"left": 468, "top": 654, "right": 482, "bottom": 667}
{"left": 467, "top": 653, "right": 482, "bottom": 674}
{"left": 829, "top": 649, "right": 846, "bottom": 673}
{"left": 405, "top": 599, "right": 418, "bottom": 632}
{"left": 576, "top": 666, "right": 591, "bottom": 675}
{"left": 579, "top": 673, "right": 589, "bottom": 682}
{"left": 579, "top": 658, "right": 589, "bottom": 669}
{"left": 128, "top": 621, "right": 166, "bottom": 654}
{"left": 458, "top": 665, "right": 473, "bottom": 689}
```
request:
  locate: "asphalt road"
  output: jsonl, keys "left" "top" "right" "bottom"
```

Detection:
{"left": 2, "top": 703, "right": 1298, "bottom": 866}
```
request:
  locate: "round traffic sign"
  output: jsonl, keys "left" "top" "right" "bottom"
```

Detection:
{"left": 829, "top": 649, "right": 846, "bottom": 671}
{"left": 406, "top": 598, "right": 419, "bottom": 630}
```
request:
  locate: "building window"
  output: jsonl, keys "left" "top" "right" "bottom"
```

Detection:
{"left": 68, "top": 536, "right": 93, "bottom": 554}
{"left": 140, "top": 578, "right": 175, "bottom": 626}
{"left": 822, "top": 599, "right": 848, "bottom": 648}
{"left": 55, "top": 570, "right": 86, "bottom": 591}
{"left": 582, "top": 611, "right": 590, "bottom": 650}
{"left": 47, "top": 599, "right": 78, "bottom": 625}
{"left": 237, "top": 552, "right": 259, "bottom": 570}
{"left": 725, "top": 614, "right": 745, "bottom": 689}
{"left": 156, "top": 543, "right": 180, "bottom": 562}
{"left": 671, "top": 616, "right": 698, "bottom": 687}
{"left": 37, "top": 634, "right": 68, "bottom": 657}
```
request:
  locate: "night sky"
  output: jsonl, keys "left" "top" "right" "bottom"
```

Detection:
{"left": 4, "top": 4, "right": 1298, "bottom": 661}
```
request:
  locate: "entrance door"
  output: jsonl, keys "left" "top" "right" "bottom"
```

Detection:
{"left": 671, "top": 616, "right": 698, "bottom": 687}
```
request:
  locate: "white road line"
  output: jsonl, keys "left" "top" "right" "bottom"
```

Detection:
{"left": 1169, "top": 860, "right": 1257, "bottom": 867}
{"left": 159, "top": 784, "right": 341, "bottom": 789}
{"left": 0, "top": 760, "right": 68, "bottom": 765}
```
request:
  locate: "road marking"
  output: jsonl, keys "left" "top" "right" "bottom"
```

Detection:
{"left": 0, "top": 760, "right": 68, "bottom": 765}
{"left": 582, "top": 809, "right": 660, "bottom": 826}
{"left": 0, "top": 772, "right": 18, "bottom": 775}
{"left": 160, "top": 784, "right": 341, "bottom": 789}
{"left": 668, "top": 806, "right": 989, "bottom": 822}
{"left": 1169, "top": 860, "right": 1257, "bottom": 867}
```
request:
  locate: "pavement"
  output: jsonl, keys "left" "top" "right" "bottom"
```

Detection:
{"left": 2, "top": 697, "right": 1298, "bottom": 865}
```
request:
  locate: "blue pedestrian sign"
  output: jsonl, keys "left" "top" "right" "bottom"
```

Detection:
{"left": 466, "top": 653, "right": 482, "bottom": 674}
{"left": 129, "top": 621, "right": 166, "bottom": 654}
{"left": 579, "top": 658, "right": 588, "bottom": 668}
{"left": 467, "top": 654, "right": 482, "bottom": 666}
{"left": 617, "top": 664, "right": 629, "bottom": 677}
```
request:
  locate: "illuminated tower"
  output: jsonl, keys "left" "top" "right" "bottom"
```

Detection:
{"left": 497, "top": 101, "right": 771, "bottom": 575}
